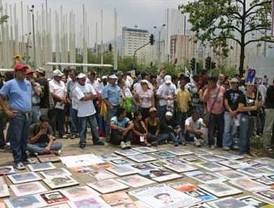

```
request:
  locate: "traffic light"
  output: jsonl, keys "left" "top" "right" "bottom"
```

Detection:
{"left": 149, "top": 34, "right": 155, "bottom": 45}
{"left": 205, "top": 56, "right": 211, "bottom": 70}
{"left": 190, "top": 58, "right": 196, "bottom": 71}
{"left": 211, "top": 62, "right": 216, "bottom": 69}
{"left": 108, "top": 43, "right": 112, "bottom": 52}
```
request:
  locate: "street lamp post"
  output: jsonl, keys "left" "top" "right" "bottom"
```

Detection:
{"left": 154, "top": 24, "right": 166, "bottom": 64}
{"left": 30, "top": 5, "right": 36, "bottom": 67}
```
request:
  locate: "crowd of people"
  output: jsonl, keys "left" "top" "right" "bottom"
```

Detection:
{"left": 0, "top": 59, "right": 274, "bottom": 170}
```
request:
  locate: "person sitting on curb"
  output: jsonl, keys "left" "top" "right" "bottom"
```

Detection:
{"left": 27, "top": 115, "right": 62, "bottom": 156}
{"left": 109, "top": 107, "right": 133, "bottom": 149}
{"left": 185, "top": 110, "right": 208, "bottom": 147}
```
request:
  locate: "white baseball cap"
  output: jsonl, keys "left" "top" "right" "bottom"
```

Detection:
{"left": 164, "top": 75, "right": 172, "bottom": 84}
{"left": 77, "top": 73, "right": 86, "bottom": 79}
{"left": 109, "top": 74, "right": 118, "bottom": 79}
{"left": 52, "top": 69, "right": 64, "bottom": 77}
{"left": 165, "top": 111, "right": 173, "bottom": 117}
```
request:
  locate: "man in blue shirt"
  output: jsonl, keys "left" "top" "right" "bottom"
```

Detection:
{"left": 101, "top": 74, "right": 122, "bottom": 141}
{"left": 0, "top": 63, "right": 32, "bottom": 170}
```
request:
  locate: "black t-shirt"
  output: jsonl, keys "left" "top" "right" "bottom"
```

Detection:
{"left": 29, "top": 123, "right": 53, "bottom": 144}
{"left": 224, "top": 89, "right": 243, "bottom": 111}
{"left": 238, "top": 93, "right": 261, "bottom": 116}
{"left": 37, "top": 77, "right": 50, "bottom": 108}
{"left": 265, "top": 85, "right": 274, "bottom": 108}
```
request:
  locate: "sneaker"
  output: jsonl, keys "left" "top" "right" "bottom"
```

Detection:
{"left": 174, "top": 143, "right": 179, "bottom": 147}
{"left": 25, "top": 158, "right": 37, "bottom": 164}
{"left": 79, "top": 142, "right": 86, "bottom": 149}
{"left": 93, "top": 141, "right": 104, "bottom": 145}
{"left": 194, "top": 137, "right": 201, "bottom": 147}
{"left": 223, "top": 146, "right": 230, "bottom": 151}
{"left": 125, "top": 141, "right": 131, "bottom": 149}
{"left": 15, "top": 162, "right": 25, "bottom": 170}
{"left": 120, "top": 141, "right": 126, "bottom": 150}
{"left": 151, "top": 141, "right": 158, "bottom": 147}
{"left": 210, "top": 145, "right": 215, "bottom": 150}
{"left": 55, "top": 150, "right": 62, "bottom": 156}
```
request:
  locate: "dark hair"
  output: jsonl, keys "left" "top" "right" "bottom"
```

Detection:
{"left": 116, "top": 107, "right": 126, "bottom": 117}
{"left": 207, "top": 76, "right": 217, "bottom": 82}
{"left": 133, "top": 111, "right": 142, "bottom": 118}
{"left": 40, "top": 115, "right": 49, "bottom": 122}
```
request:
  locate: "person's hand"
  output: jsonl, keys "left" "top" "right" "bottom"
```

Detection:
{"left": 5, "top": 110, "right": 17, "bottom": 118}
{"left": 39, "top": 128, "right": 47, "bottom": 135}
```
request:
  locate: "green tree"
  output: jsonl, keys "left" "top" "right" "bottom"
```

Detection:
{"left": 179, "top": 0, "right": 272, "bottom": 77}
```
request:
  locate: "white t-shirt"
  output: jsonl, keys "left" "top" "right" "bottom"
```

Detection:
{"left": 49, "top": 79, "right": 67, "bottom": 109}
{"left": 156, "top": 83, "right": 177, "bottom": 106}
{"left": 74, "top": 83, "right": 97, "bottom": 117}
{"left": 185, "top": 116, "right": 207, "bottom": 139}
{"left": 137, "top": 89, "right": 153, "bottom": 108}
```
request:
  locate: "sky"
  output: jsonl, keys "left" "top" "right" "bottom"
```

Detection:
{"left": 5, "top": 0, "right": 185, "bottom": 45}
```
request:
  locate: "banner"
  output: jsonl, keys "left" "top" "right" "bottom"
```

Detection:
{"left": 245, "top": 69, "right": 256, "bottom": 84}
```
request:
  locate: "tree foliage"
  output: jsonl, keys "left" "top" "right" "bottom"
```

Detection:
{"left": 178, "top": 0, "right": 272, "bottom": 76}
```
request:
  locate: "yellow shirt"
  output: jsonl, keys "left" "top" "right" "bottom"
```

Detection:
{"left": 176, "top": 88, "right": 191, "bottom": 113}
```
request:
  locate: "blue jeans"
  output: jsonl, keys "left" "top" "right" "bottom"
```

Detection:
{"left": 70, "top": 107, "right": 79, "bottom": 135}
{"left": 208, "top": 113, "right": 224, "bottom": 147}
{"left": 31, "top": 105, "right": 41, "bottom": 123}
{"left": 9, "top": 112, "right": 31, "bottom": 163}
{"left": 222, "top": 111, "right": 237, "bottom": 148}
{"left": 176, "top": 111, "right": 187, "bottom": 137}
{"left": 105, "top": 107, "right": 118, "bottom": 139}
{"left": 79, "top": 114, "right": 100, "bottom": 144}
{"left": 27, "top": 142, "right": 62, "bottom": 154}
{"left": 239, "top": 114, "right": 252, "bottom": 154}
{"left": 156, "top": 132, "right": 182, "bottom": 144}
{"left": 158, "top": 105, "right": 167, "bottom": 119}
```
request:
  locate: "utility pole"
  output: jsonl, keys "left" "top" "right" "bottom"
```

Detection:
{"left": 30, "top": 5, "right": 36, "bottom": 67}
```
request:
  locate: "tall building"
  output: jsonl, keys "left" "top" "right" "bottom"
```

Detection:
{"left": 170, "top": 34, "right": 197, "bottom": 65}
{"left": 122, "top": 27, "right": 151, "bottom": 62}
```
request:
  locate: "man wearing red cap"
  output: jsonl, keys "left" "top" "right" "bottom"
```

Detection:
{"left": 0, "top": 63, "right": 32, "bottom": 170}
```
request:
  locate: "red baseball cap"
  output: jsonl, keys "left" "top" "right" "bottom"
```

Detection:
{"left": 14, "top": 63, "right": 28, "bottom": 72}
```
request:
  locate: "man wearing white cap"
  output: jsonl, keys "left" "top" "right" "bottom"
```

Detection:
{"left": 101, "top": 73, "right": 122, "bottom": 141}
{"left": 156, "top": 75, "right": 176, "bottom": 118}
{"left": 73, "top": 73, "right": 104, "bottom": 148}
{"left": 49, "top": 69, "right": 67, "bottom": 139}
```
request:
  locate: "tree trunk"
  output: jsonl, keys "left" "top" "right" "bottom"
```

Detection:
{"left": 239, "top": 42, "right": 245, "bottom": 78}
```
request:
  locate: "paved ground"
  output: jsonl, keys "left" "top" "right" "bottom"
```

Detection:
{"left": 0, "top": 133, "right": 274, "bottom": 207}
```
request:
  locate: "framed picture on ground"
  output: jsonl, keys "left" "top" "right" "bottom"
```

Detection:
{"left": 238, "top": 195, "right": 274, "bottom": 208}
{"left": 208, "top": 197, "right": 251, "bottom": 208}
{"left": 199, "top": 182, "right": 242, "bottom": 198}
{"left": 37, "top": 154, "right": 61, "bottom": 163}
{"left": 68, "top": 197, "right": 111, "bottom": 208}
{"left": 61, "top": 185, "right": 100, "bottom": 200}
{"left": 40, "top": 168, "right": 72, "bottom": 178}
{"left": 43, "top": 176, "right": 79, "bottom": 189}
{"left": 28, "top": 162, "right": 56, "bottom": 172}
{"left": 118, "top": 174, "right": 155, "bottom": 188}
{"left": 0, "top": 166, "right": 16, "bottom": 176}
{"left": 4, "top": 195, "right": 46, "bottom": 208}
{"left": 8, "top": 172, "right": 41, "bottom": 184}
{"left": 40, "top": 191, "right": 69, "bottom": 205}
{"left": 87, "top": 179, "right": 129, "bottom": 194}
{"left": 10, "top": 181, "right": 48, "bottom": 197}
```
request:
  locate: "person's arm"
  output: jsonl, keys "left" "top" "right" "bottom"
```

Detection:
{"left": 0, "top": 95, "right": 15, "bottom": 118}
{"left": 123, "top": 120, "right": 134, "bottom": 136}
{"left": 44, "top": 135, "right": 54, "bottom": 151}
{"left": 31, "top": 82, "right": 42, "bottom": 97}
{"left": 237, "top": 95, "right": 257, "bottom": 112}
{"left": 29, "top": 127, "right": 47, "bottom": 143}
{"left": 155, "top": 118, "right": 160, "bottom": 136}
{"left": 224, "top": 97, "right": 238, "bottom": 117}
{"left": 110, "top": 120, "right": 125, "bottom": 132}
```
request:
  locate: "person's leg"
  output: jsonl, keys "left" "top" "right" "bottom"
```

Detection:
{"left": 88, "top": 115, "right": 103, "bottom": 145}
{"left": 216, "top": 113, "right": 224, "bottom": 148}
{"left": 50, "top": 142, "right": 62, "bottom": 151}
{"left": 70, "top": 106, "right": 79, "bottom": 136}
{"left": 222, "top": 112, "right": 233, "bottom": 149}
{"left": 207, "top": 114, "right": 215, "bottom": 147}
{"left": 31, "top": 105, "right": 41, "bottom": 124}
{"left": 263, "top": 109, "right": 274, "bottom": 150}
{"left": 27, "top": 143, "right": 47, "bottom": 154}
{"left": 79, "top": 117, "right": 87, "bottom": 147}
{"left": 0, "top": 113, "right": 5, "bottom": 147}
{"left": 57, "top": 109, "right": 66, "bottom": 137}
{"left": 239, "top": 114, "right": 250, "bottom": 154}
{"left": 105, "top": 107, "right": 118, "bottom": 139}
{"left": 158, "top": 105, "right": 167, "bottom": 119}
{"left": 9, "top": 114, "right": 25, "bottom": 163}
{"left": 21, "top": 115, "right": 31, "bottom": 161}
{"left": 155, "top": 133, "right": 169, "bottom": 145}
